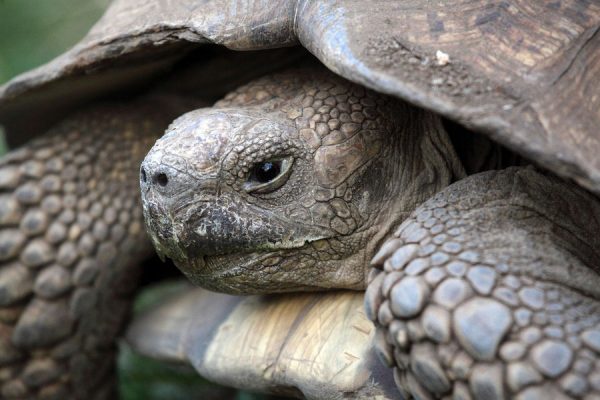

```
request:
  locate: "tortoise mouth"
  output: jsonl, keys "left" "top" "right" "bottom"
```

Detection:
{"left": 190, "top": 250, "right": 278, "bottom": 276}
{"left": 222, "top": 251, "right": 278, "bottom": 273}
{"left": 171, "top": 248, "right": 300, "bottom": 294}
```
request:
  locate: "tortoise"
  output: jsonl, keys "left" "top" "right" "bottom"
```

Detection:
{"left": 1, "top": 0, "right": 600, "bottom": 399}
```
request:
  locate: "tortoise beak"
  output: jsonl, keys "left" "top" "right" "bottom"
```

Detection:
{"left": 139, "top": 148, "right": 216, "bottom": 267}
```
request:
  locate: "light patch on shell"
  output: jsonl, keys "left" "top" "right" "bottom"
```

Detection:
{"left": 435, "top": 50, "right": 450, "bottom": 66}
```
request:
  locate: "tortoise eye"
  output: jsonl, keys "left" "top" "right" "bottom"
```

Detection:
{"left": 252, "top": 161, "right": 281, "bottom": 183}
{"left": 244, "top": 158, "right": 293, "bottom": 194}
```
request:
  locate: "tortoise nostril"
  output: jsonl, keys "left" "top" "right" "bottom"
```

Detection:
{"left": 141, "top": 168, "right": 147, "bottom": 183}
{"left": 155, "top": 173, "right": 169, "bottom": 187}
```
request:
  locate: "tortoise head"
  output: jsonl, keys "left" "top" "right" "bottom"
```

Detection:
{"left": 140, "top": 68, "right": 462, "bottom": 294}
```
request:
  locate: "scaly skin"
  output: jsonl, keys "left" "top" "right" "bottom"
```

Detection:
{"left": 142, "top": 67, "right": 600, "bottom": 399}
{"left": 141, "top": 67, "right": 464, "bottom": 294}
{"left": 0, "top": 102, "right": 175, "bottom": 399}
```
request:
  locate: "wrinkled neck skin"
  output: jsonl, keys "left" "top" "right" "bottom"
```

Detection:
{"left": 140, "top": 68, "right": 463, "bottom": 294}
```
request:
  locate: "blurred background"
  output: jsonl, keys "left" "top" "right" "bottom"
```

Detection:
{"left": 0, "top": 2, "right": 281, "bottom": 399}
{"left": 0, "top": 0, "right": 111, "bottom": 155}
{"left": 0, "top": 0, "right": 110, "bottom": 83}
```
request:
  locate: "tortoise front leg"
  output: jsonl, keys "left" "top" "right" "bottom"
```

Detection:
{"left": 366, "top": 167, "right": 600, "bottom": 399}
{"left": 0, "top": 103, "right": 171, "bottom": 399}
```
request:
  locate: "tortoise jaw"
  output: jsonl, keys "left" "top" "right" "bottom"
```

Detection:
{"left": 166, "top": 248, "right": 286, "bottom": 294}
{"left": 141, "top": 186, "right": 331, "bottom": 291}
{"left": 187, "top": 251, "right": 274, "bottom": 279}
{"left": 156, "top": 232, "right": 331, "bottom": 293}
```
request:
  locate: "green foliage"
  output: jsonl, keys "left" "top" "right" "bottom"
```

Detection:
{"left": 0, "top": 0, "right": 109, "bottom": 154}
{"left": 0, "top": 126, "right": 6, "bottom": 155}
{"left": 0, "top": 0, "right": 110, "bottom": 84}
{"left": 118, "top": 344, "right": 238, "bottom": 400}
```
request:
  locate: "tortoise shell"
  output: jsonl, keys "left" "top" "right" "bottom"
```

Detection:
{"left": 1, "top": 0, "right": 599, "bottom": 192}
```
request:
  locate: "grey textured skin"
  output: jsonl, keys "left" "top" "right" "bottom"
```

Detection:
{"left": 142, "top": 67, "right": 600, "bottom": 399}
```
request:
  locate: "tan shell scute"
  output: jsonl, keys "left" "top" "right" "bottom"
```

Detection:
{"left": 126, "top": 288, "right": 399, "bottom": 399}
